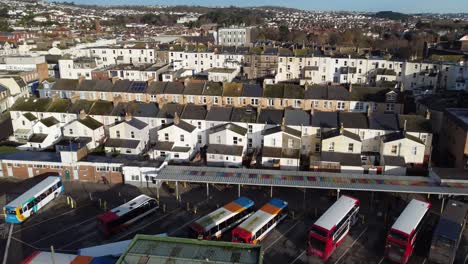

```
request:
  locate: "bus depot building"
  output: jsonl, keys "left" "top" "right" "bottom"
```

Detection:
{"left": 117, "top": 235, "right": 263, "bottom": 264}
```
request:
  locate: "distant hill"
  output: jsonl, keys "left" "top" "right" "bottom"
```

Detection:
{"left": 373, "top": 11, "right": 412, "bottom": 21}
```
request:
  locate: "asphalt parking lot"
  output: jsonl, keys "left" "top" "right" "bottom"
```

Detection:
{"left": 0, "top": 178, "right": 467, "bottom": 264}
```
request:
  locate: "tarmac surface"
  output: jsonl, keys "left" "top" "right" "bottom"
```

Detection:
{"left": 0, "top": 177, "right": 466, "bottom": 264}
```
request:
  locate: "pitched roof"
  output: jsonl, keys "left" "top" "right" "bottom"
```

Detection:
{"left": 399, "top": 115, "right": 431, "bottom": 133}
{"left": 207, "top": 144, "right": 243, "bottom": 156}
{"left": 284, "top": 109, "right": 311, "bottom": 126}
{"left": 241, "top": 83, "right": 263, "bottom": 97}
{"left": 29, "top": 133, "right": 48, "bottom": 143}
{"left": 105, "top": 138, "right": 140, "bottom": 149}
{"left": 381, "top": 132, "right": 424, "bottom": 144}
{"left": 206, "top": 106, "right": 232, "bottom": 121}
{"left": 322, "top": 129, "right": 361, "bottom": 142}
{"left": 210, "top": 123, "right": 247, "bottom": 136}
{"left": 164, "top": 82, "right": 185, "bottom": 94}
{"left": 257, "top": 109, "right": 283, "bottom": 125}
{"left": 157, "top": 103, "right": 184, "bottom": 119}
{"left": 181, "top": 104, "right": 207, "bottom": 120}
{"left": 23, "top": 112, "right": 37, "bottom": 121}
{"left": 230, "top": 107, "right": 257, "bottom": 123}
{"left": 262, "top": 125, "right": 301, "bottom": 138}
{"left": 126, "top": 118, "right": 148, "bottom": 129}
{"left": 263, "top": 84, "right": 284, "bottom": 98}
{"left": 320, "top": 152, "right": 362, "bottom": 166}
{"left": 369, "top": 113, "right": 399, "bottom": 131}
{"left": 202, "top": 82, "right": 223, "bottom": 96}
{"left": 339, "top": 112, "right": 369, "bottom": 129}
{"left": 183, "top": 82, "right": 204, "bottom": 95}
{"left": 78, "top": 116, "right": 103, "bottom": 130}
{"left": 311, "top": 112, "right": 338, "bottom": 128}
{"left": 223, "top": 83, "right": 243, "bottom": 97}
{"left": 40, "top": 116, "right": 59, "bottom": 127}
{"left": 283, "top": 84, "right": 304, "bottom": 99}
{"left": 383, "top": 155, "right": 406, "bottom": 167}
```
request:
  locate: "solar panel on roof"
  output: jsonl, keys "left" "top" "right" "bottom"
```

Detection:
{"left": 131, "top": 82, "right": 146, "bottom": 92}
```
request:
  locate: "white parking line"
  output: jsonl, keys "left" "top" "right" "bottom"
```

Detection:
{"left": 24, "top": 214, "right": 98, "bottom": 245}
{"left": 421, "top": 258, "right": 427, "bottom": 264}
{"left": 13, "top": 202, "right": 92, "bottom": 234}
{"left": 377, "top": 257, "right": 385, "bottom": 264}
{"left": 291, "top": 249, "right": 306, "bottom": 264}
{"left": 264, "top": 221, "right": 300, "bottom": 251}
{"left": 334, "top": 227, "right": 369, "bottom": 264}
{"left": 168, "top": 216, "right": 201, "bottom": 236}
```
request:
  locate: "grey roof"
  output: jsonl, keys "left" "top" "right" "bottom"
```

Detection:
{"left": 262, "top": 125, "right": 301, "bottom": 138}
{"left": 322, "top": 129, "right": 361, "bottom": 142}
{"left": 0, "top": 151, "right": 61, "bottom": 162}
{"left": 339, "top": 112, "right": 369, "bottom": 129}
{"left": 284, "top": 109, "right": 311, "bottom": 126}
{"left": 210, "top": 123, "right": 247, "bottom": 136}
{"left": 183, "top": 82, "right": 205, "bottom": 95}
{"left": 154, "top": 141, "right": 174, "bottom": 151}
{"left": 172, "top": 146, "right": 191, "bottom": 152}
{"left": 305, "top": 85, "right": 349, "bottom": 100}
{"left": 130, "top": 103, "right": 159, "bottom": 118}
{"left": 369, "top": 113, "right": 399, "bottom": 131}
{"left": 125, "top": 118, "right": 148, "bottom": 129}
{"left": 157, "top": 103, "right": 184, "bottom": 119}
{"left": 257, "top": 109, "right": 284, "bottom": 125}
{"left": 383, "top": 156, "right": 406, "bottom": 167}
{"left": 262, "top": 147, "right": 282, "bottom": 158}
{"left": 230, "top": 107, "right": 257, "bottom": 123}
{"left": 381, "top": 132, "right": 424, "bottom": 144}
{"left": 207, "top": 144, "right": 243, "bottom": 156}
{"left": 181, "top": 104, "right": 207, "bottom": 120}
{"left": 105, "top": 138, "right": 140, "bottom": 149}
{"left": 398, "top": 115, "right": 431, "bottom": 133}
{"left": 164, "top": 82, "right": 185, "bottom": 94}
{"left": 113, "top": 80, "right": 132, "bottom": 93}
{"left": 29, "top": 133, "right": 48, "bottom": 143}
{"left": 320, "top": 152, "right": 362, "bottom": 166}
{"left": 206, "top": 106, "right": 233, "bottom": 121}
{"left": 160, "top": 120, "right": 196, "bottom": 132}
{"left": 311, "top": 112, "right": 338, "bottom": 128}
{"left": 40, "top": 116, "right": 59, "bottom": 127}
{"left": 148, "top": 82, "right": 166, "bottom": 94}
{"left": 241, "top": 84, "right": 263, "bottom": 97}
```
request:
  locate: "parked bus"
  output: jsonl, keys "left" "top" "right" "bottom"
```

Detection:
{"left": 307, "top": 195, "right": 359, "bottom": 260}
{"left": 190, "top": 196, "right": 254, "bottom": 240}
{"left": 429, "top": 200, "right": 468, "bottom": 264}
{"left": 385, "top": 199, "right": 431, "bottom": 264}
{"left": 231, "top": 198, "right": 288, "bottom": 244}
{"left": 97, "top": 194, "right": 158, "bottom": 237}
{"left": 3, "top": 176, "right": 63, "bottom": 224}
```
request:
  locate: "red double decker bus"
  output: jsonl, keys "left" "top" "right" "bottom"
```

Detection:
{"left": 308, "top": 195, "right": 359, "bottom": 261}
{"left": 385, "top": 199, "right": 431, "bottom": 264}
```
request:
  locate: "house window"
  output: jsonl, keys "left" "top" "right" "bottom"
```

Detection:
{"left": 288, "top": 139, "right": 293, "bottom": 148}
{"left": 197, "top": 135, "right": 202, "bottom": 144}
{"left": 412, "top": 146, "right": 417, "bottom": 155}
{"left": 391, "top": 145, "right": 398, "bottom": 154}
{"left": 202, "top": 97, "right": 207, "bottom": 104}
{"left": 197, "top": 122, "right": 202, "bottom": 129}
{"left": 271, "top": 138, "right": 276, "bottom": 146}
{"left": 188, "top": 96, "right": 194, "bottom": 103}
{"left": 386, "top": 103, "right": 394, "bottom": 111}
{"left": 421, "top": 135, "right": 427, "bottom": 144}
{"left": 315, "top": 143, "right": 320, "bottom": 152}
{"left": 337, "top": 101, "right": 345, "bottom": 110}
{"left": 131, "top": 131, "right": 135, "bottom": 138}
{"left": 69, "top": 129, "right": 73, "bottom": 135}
{"left": 164, "top": 133, "right": 169, "bottom": 141}
{"left": 248, "top": 138, "right": 253, "bottom": 148}
{"left": 348, "top": 143, "right": 354, "bottom": 152}
{"left": 248, "top": 125, "right": 253, "bottom": 133}
{"left": 294, "top": 100, "right": 301, "bottom": 108}
{"left": 131, "top": 175, "right": 139, "bottom": 181}
{"left": 216, "top": 136, "right": 221, "bottom": 144}
{"left": 214, "top": 97, "right": 219, "bottom": 105}
{"left": 227, "top": 97, "right": 233, "bottom": 105}
{"left": 316, "top": 129, "right": 321, "bottom": 138}
{"left": 233, "top": 137, "right": 238, "bottom": 144}
{"left": 360, "top": 131, "right": 365, "bottom": 140}
{"left": 251, "top": 98, "right": 259, "bottom": 106}
{"left": 180, "top": 135, "right": 185, "bottom": 142}
{"left": 174, "top": 154, "right": 180, "bottom": 158}
{"left": 268, "top": 99, "right": 274, "bottom": 106}
{"left": 116, "top": 131, "right": 120, "bottom": 138}
{"left": 313, "top": 100, "right": 319, "bottom": 108}
{"left": 160, "top": 151, "right": 166, "bottom": 157}
{"left": 329, "top": 142, "right": 334, "bottom": 151}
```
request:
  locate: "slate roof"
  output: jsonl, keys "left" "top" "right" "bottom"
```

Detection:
{"left": 305, "top": 85, "right": 350, "bottom": 100}
{"left": 284, "top": 109, "right": 311, "bottom": 126}
{"left": 181, "top": 104, "right": 207, "bottom": 120}
{"left": 183, "top": 82, "right": 205, "bottom": 95}
{"left": 206, "top": 106, "right": 233, "bottom": 121}
{"left": 381, "top": 132, "right": 424, "bottom": 144}
{"left": 262, "top": 125, "right": 301, "bottom": 138}
{"left": 339, "top": 112, "right": 369, "bottom": 129}
{"left": 311, "top": 112, "right": 338, "bottom": 128}
{"left": 157, "top": 103, "right": 184, "bottom": 119}
{"left": 241, "top": 83, "right": 263, "bottom": 97}
{"left": 126, "top": 118, "right": 148, "bottom": 129}
{"left": 210, "top": 123, "right": 247, "bottom": 136}
{"left": 257, "top": 109, "right": 283, "bottom": 125}
{"left": 105, "top": 138, "right": 140, "bottom": 149}
{"left": 398, "top": 115, "right": 431, "bottom": 133}
{"left": 29, "top": 133, "right": 48, "bottom": 143}
{"left": 230, "top": 107, "right": 257, "bottom": 123}
{"left": 154, "top": 141, "right": 174, "bottom": 151}
{"left": 223, "top": 83, "right": 243, "bottom": 97}
{"left": 207, "top": 144, "right": 243, "bottom": 156}
{"left": 23, "top": 112, "right": 37, "bottom": 121}
{"left": 383, "top": 155, "right": 406, "bottom": 167}
{"left": 369, "top": 113, "right": 399, "bottom": 131}
{"left": 40, "top": 116, "right": 59, "bottom": 127}
{"left": 321, "top": 129, "right": 361, "bottom": 142}
{"left": 202, "top": 82, "right": 223, "bottom": 96}
{"left": 320, "top": 152, "right": 362, "bottom": 166}
{"left": 164, "top": 82, "right": 185, "bottom": 94}
{"left": 78, "top": 116, "right": 103, "bottom": 130}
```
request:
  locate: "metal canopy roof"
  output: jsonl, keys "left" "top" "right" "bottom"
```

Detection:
{"left": 152, "top": 166, "right": 468, "bottom": 196}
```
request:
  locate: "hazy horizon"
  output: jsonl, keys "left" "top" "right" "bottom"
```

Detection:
{"left": 48, "top": 0, "right": 468, "bottom": 14}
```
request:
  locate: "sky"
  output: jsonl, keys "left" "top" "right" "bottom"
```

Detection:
{"left": 56, "top": 0, "right": 468, "bottom": 13}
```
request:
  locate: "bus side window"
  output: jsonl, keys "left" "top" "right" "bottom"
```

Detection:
{"left": 57, "top": 181, "right": 62, "bottom": 188}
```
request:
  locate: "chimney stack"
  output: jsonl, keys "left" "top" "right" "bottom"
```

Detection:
{"left": 111, "top": 76, "right": 119, "bottom": 85}
{"left": 426, "top": 109, "right": 431, "bottom": 120}
{"left": 340, "top": 122, "right": 344, "bottom": 134}
{"left": 79, "top": 109, "right": 87, "bottom": 120}
{"left": 174, "top": 111, "right": 180, "bottom": 125}
{"left": 125, "top": 111, "right": 132, "bottom": 122}
{"left": 78, "top": 75, "right": 86, "bottom": 85}
{"left": 403, "top": 120, "right": 407, "bottom": 132}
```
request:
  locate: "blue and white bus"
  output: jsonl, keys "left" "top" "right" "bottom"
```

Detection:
{"left": 3, "top": 176, "right": 64, "bottom": 224}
